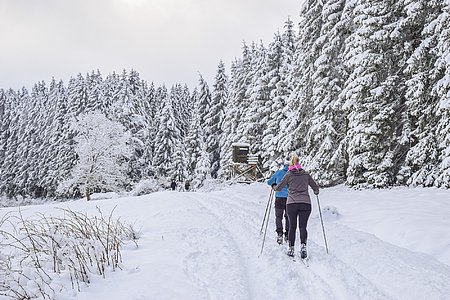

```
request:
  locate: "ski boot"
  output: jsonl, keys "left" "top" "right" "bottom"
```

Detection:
{"left": 276, "top": 234, "right": 283, "bottom": 245}
{"left": 287, "top": 246, "right": 295, "bottom": 257}
{"left": 300, "top": 243, "right": 307, "bottom": 259}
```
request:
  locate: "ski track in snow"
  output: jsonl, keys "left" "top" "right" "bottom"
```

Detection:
{"left": 194, "top": 191, "right": 387, "bottom": 300}
{"left": 180, "top": 210, "right": 250, "bottom": 300}
{"left": 187, "top": 186, "right": 450, "bottom": 300}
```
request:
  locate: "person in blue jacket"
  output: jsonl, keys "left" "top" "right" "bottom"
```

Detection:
{"left": 267, "top": 164, "right": 290, "bottom": 244}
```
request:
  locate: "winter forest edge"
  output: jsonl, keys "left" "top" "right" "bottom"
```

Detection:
{"left": 1, "top": 0, "right": 450, "bottom": 202}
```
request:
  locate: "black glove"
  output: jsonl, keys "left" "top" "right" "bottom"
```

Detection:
{"left": 314, "top": 190, "right": 319, "bottom": 195}
{"left": 271, "top": 183, "right": 276, "bottom": 189}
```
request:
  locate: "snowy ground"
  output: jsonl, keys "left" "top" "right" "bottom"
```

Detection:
{"left": 1, "top": 183, "right": 449, "bottom": 300}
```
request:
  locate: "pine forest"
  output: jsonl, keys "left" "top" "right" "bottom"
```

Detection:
{"left": 1, "top": 0, "right": 450, "bottom": 200}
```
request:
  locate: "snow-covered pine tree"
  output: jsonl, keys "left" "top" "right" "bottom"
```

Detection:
{"left": 219, "top": 60, "right": 240, "bottom": 179}
{"left": 197, "top": 74, "right": 211, "bottom": 125}
{"left": 261, "top": 30, "right": 292, "bottom": 170}
{"left": 86, "top": 70, "right": 104, "bottom": 112}
{"left": 433, "top": 1, "right": 450, "bottom": 187}
{"left": 116, "top": 70, "right": 151, "bottom": 182}
{"left": 196, "top": 74, "right": 214, "bottom": 179}
{"left": 172, "top": 138, "right": 187, "bottom": 183}
{"left": 19, "top": 83, "right": 48, "bottom": 197}
{"left": 152, "top": 87, "right": 181, "bottom": 178}
{"left": 57, "top": 111, "right": 132, "bottom": 200}
{"left": 219, "top": 43, "right": 254, "bottom": 178}
{"left": 171, "top": 83, "right": 192, "bottom": 139}
{"left": 163, "top": 84, "right": 190, "bottom": 183}
{"left": 185, "top": 89, "right": 202, "bottom": 178}
{"left": 0, "top": 89, "right": 14, "bottom": 196}
{"left": 236, "top": 42, "right": 265, "bottom": 149}
{"left": 339, "top": 0, "right": 404, "bottom": 187}
{"left": 208, "top": 61, "right": 228, "bottom": 178}
{"left": 67, "top": 73, "right": 88, "bottom": 117}
{"left": 139, "top": 81, "right": 156, "bottom": 178}
{"left": 269, "top": 18, "right": 297, "bottom": 168}
{"left": 396, "top": 0, "right": 443, "bottom": 186}
{"left": 35, "top": 79, "right": 65, "bottom": 197}
{"left": 42, "top": 79, "right": 77, "bottom": 197}
{"left": 0, "top": 89, "right": 27, "bottom": 197}
{"left": 100, "top": 72, "right": 120, "bottom": 116}
{"left": 192, "top": 135, "right": 211, "bottom": 189}
{"left": 240, "top": 41, "right": 269, "bottom": 159}
{"left": 302, "top": 0, "right": 349, "bottom": 186}
{"left": 279, "top": 0, "right": 325, "bottom": 159}
{"left": 229, "top": 43, "right": 254, "bottom": 144}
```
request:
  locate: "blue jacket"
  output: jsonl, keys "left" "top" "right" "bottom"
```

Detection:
{"left": 267, "top": 165, "right": 289, "bottom": 198}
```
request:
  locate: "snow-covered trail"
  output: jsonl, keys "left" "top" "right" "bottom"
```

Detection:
{"left": 191, "top": 187, "right": 450, "bottom": 300}
{"left": 1, "top": 183, "right": 449, "bottom": 300}
{"left": 74, "top": 183, "right": 449, "bottom": 300}
{"left": 193, "top": 191, "right": 390, "bottom": 300}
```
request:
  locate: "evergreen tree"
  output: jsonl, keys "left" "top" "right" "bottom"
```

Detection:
{"left": 152, "top": 89, "right": 181, "bottom": 178}
{"left": 396, "top": 0, "right": 443, "bottom": 186}
{"left": 185, "top": 90, "right": 202, "bottom": 178}
{"left": 0, "top": 89, "right": 18, "bottom": 197}
{"left": 44, "top": 79, "right": 76, "bottom": 197}
{"left": 303, "top": 0, "right": 349, "bottom": 186}
{"left": 339, "top": 0, "right": 404, "bottom": 187}
{"left": 208, "top": 61, "right": 228, "bottom": 178}
{"left": 67, "top": 73, "right": 88, "bottom": 117}
{"left": 228, "top": 43, "right": 253, "bottom": 144}
{"left": 240, "top": 41, "right": 269, "bottom": 158}
{"left": 196, "top": 74, "right": 214, "bottom": 178}
{"left": 280, "top": 0, "right": 325, "bottom": 158}
{"left": 262, "top": 30, "right": 293, "bottom": 169}
{"left": 219, "top": 60, "right": 241, "bottom": 179}
{"left": 192, "top": 136, "right": 211, "bottom": 189}
{"left": 433, "top": 1, "right": 450, "bottom": 187}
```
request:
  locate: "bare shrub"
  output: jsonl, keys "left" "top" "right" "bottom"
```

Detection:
{"left": 0, "top": 207, "right": 139, "bottom": 299}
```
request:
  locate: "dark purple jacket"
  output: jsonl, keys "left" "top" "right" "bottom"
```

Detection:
{"left": 275, "top": 168, "right": 319, "bottom": 205}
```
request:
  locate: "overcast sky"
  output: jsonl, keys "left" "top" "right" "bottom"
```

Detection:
{"left": 0, "top": 0, "right": 301, "bottom": 91}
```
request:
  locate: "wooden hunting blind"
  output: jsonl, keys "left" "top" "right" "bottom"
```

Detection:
{"left": 230, "top": 142, "right": 266, "bottom": 182}
{"left": 232, "top": 143, "right": 250, "bottom": 164}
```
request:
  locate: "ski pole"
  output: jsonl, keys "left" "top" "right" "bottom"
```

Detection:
{"left": 260, "top": 188, "right": 273, "bottom": 235}
{"left": 316, "top": 195, "right": 329, "bottom": 254}
{"left": 260, "top": 190, "right": 274, "bottom": 256}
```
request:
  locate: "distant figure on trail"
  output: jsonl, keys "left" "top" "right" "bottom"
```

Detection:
{"left": 184, "top": 181, "right": 190, "bottom": 192}
{"left": 171, "top": 180, "right": 177, "bottom": 191}
{"left": 267, "top": 162, "right": 289, "bottom": 245}
{"left": 274, "top": 152, "right": 319, "bottom": 259}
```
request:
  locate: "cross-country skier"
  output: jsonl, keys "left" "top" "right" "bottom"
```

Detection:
{"left": 267, "top": 163, "right": 290, "bottom": 244}
{"left": 274, "top": 152, "right": 319, "bottom": 259}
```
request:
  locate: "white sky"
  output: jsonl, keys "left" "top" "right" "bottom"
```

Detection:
{"left": 0, "top": 0, "right": 301, "bottom": 91}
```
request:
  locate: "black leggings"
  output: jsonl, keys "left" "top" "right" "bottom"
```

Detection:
{"left": 286, "top": 203, "right": 311, "bottom": 247}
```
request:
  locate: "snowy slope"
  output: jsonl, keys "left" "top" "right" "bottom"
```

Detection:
{"left": 0, "top": 183, "right": 449, "bottom": 300}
